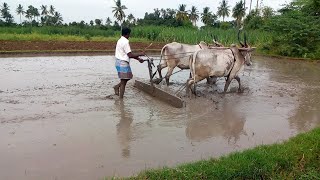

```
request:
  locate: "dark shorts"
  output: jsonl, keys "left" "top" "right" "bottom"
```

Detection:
{"left": 115, "top": 59, "right": 133, "bottom": 79}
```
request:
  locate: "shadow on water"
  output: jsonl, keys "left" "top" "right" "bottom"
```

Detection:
{"left": 185, "top": 97, "right": 246, "bottom": 144}
{"left": 115, "top": 100, "right": 133, "bottom": 158}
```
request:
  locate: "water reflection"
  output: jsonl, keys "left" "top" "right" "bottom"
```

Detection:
{"left": 289, "top": 88, "right": 320, "bottom": 132}
{"left": 115, "top": 100, "right": 133, "bottom": 158}
{"left": 185, "top": 98, "right": 246, "bottom": 144}
{"left": 258, "top": 58, "right": 320, "bottom": 132}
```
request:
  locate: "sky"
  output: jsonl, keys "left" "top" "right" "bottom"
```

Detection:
{"left": 3, "top": 0, "right": 291, "bottom": 25}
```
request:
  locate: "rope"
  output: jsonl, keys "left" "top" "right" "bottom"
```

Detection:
{"left": 148, "top": 54, "right": 193, "bottom": 61}
{"left": 174, "top": 82, "right": 188, "bottom": 95}
{"left": 149, "top": 51, "right": 196, "bottom": 57}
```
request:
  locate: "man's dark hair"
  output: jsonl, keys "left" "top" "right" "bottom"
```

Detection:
{"left": 122, "top": 27, "right": 131, "bottom": 36}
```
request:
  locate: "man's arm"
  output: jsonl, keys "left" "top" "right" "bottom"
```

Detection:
{"left": 127, "top": 52, "right": 145, "bottom": 62}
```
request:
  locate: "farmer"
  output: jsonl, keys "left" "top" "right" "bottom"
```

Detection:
{"left": 113, "top": 27, "right": 145, "bottom": 99}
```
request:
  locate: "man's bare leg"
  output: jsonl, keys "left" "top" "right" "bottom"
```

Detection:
{"left": 119, "top": 79, "right": 129, "bottom": 99}
{"left": 113, "top": 82, "right": 121, "bottom": 96}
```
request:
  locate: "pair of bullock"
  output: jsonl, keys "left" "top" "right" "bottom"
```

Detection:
{"left": 153, "top": 30, "right": 255, "bottom": 94}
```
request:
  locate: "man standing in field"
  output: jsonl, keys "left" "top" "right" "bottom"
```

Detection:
{"left": 113, "top": 27, "right": 145, "bottom": 99}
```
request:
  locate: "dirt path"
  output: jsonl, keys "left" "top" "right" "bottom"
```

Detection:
{"left": 0, "top": 40, "right": 165, "bottom": 53}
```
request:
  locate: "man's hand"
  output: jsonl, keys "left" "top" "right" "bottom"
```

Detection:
{"left": 138, "top": 57, "right": 144, "bottom": 63}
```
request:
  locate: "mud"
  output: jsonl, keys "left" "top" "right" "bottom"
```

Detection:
{"left": 0, "top": 55, "right": 320, "bottom": 180}
{"left": 0, "top": 40, "right": 165, "bottom": 52}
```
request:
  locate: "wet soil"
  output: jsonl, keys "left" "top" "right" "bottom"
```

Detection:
{"left": 0, "top": 55, "right": 320, "bottom": 180}
{"left": 0, "top": 40, "right": 165, "bottom": 52}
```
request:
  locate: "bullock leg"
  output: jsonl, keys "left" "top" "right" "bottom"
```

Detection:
{"left": 187, "top": 78, "right": 197, "bottom": 97}
{"left": 165, "top": 67, "right": 174, "bottom": 86}
{"left": 224, "top": 77, "right": 233, "bottom": 93}
{"left": 154, "top": 63, "right": 167, "bottom": 84}
{"left": 186, "top": 78, "right": 193, "bottom": 97}
{"left": 235, "top": 76, "right": 243, "bottom": 92}
{"left": 187, "top": 75, "right": 205, "bottom": 97}
{"left": 206, "top": 77, "right": 217, "bottom": 85}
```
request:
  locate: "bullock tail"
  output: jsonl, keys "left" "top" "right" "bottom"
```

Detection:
{"left": 152, "top": 45, "right": 166, "bottom": 80}
{"left": 159, "top": 45, "right": 167, "bottom": 66}
{"left": 192, "top": 51, "right": 198, "bottom": 83}
{"left": 187, "top": 51, "right": 198, "bottom": 94}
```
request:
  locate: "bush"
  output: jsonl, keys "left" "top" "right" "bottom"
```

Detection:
{"left": 263, "top": 11, "right": 320, "bottom": 59}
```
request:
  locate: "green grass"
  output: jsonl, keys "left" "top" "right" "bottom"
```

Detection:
{"left": 0, "top": 33, "right": 150, "bottom": 42}
{"left": 1, "top": 26, "right": 317, "bottom": 59}
{"left": 0, "top": 26, "right": 271, "bottom": 46}
{"left": 117, "top": 128, "right": 320, "bottom": 179}
{"left": 132, "top": 26, "right": 273, "bottom": 47}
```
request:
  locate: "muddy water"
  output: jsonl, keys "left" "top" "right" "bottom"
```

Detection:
{"left": 0, "top": 55, "right": 319, "bottom": 180}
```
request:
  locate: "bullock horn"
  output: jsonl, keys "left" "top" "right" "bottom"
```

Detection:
{"left": 238, "top": 29, "right": 245, "bottom": 47}
{"left": 144, "top": 43, "right": 153, "bottom": 50}
{"left": 244, "top": 32, "right": 248, "bottom": 47}
{"left": 214, "top": 35, "right": 218, "bottom": 42}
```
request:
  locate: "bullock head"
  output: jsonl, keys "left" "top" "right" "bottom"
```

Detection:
{"left": 237, "top": 29, "right": 256, "bottom": 66}
{"left": 199, "top": 41, "right": 208, "bottom": 49}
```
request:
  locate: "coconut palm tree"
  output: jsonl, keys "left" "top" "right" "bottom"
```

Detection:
{"left": 95, "top": 19, "right": 102, "bottom": 26}
{"left": 127, "top": 13, "right": 135, "bottom": 24}
{"left": 16, "top": 4, "right": 24, "bottom": 24}
{"left": 25, "top": 5, "right": 35, "bottom": 22}
{"left": 41, "top": 5, "right": 48, "bottom": 16}
{"left": 166, "top": 8, "right": 176, "bottom": 19}
{"left": 217, "top": 0, "right": 230, "bottom": 22}
{"left": 154, "top": 8, "right": 161, "bottom": 19}
{"left": 1, "top": 2, "right": 9, "bottom": 15}
{"left": 176, "top": 4, "right": 188, "bottom": 21}
{"left": 189, "top": 6, "right": 199, "bottom": 26}
{"left": 112, "top": 0, "right": 127, "bottom": 27}
{"left": 106, "top": 17, "right": 112, "bottom": 26}
{"left": 201, "top": 7, "right": 215, "bottom": 26}
{"left": 49, "top": 5, "right": 55, "bottom": 16}
{"left": 53, "top": 11, "right": 63, "bottom": 25}
{"left": 160, "top": 8, "right": 167, "bottom": 19}
{"left": 33, "top": 7, "right": 40, "bottom": 22}
{"left": 40, "top": 5, "right": 49, "bottom": 25}
{"left": 1, "top": 3, "right": 14, "bottom": 24}
{"left": 232, "top": 0, "right": 246, "bottom": 27}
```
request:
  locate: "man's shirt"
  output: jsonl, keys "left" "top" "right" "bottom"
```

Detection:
{"left": 115, "top": 36, "right": 131, "bottom": 62}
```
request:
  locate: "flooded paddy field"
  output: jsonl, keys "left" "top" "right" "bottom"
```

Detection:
{"left": 0, "top": 55, "right": 319, "bottom": 180}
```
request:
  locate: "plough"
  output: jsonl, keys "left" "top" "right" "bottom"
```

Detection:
{"left": 134, "top": 57, "right": 185, "bottom": 108}
{"left": 133, "top": 49, "right": 186, "bottom": 108}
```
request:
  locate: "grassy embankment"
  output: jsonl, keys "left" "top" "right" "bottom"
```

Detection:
{"left": 120, "top": 128, "right": 320, "bottom": 179}
{"left": 0, "top": 26, "right": 271, "bottom": 46}
{"left": 2, "top": 26, "right": 318, "bottom": 60}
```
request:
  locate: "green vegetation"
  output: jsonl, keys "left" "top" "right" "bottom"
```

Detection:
{"left": 131, "top": 26, "right": 271, "bottom": 46}
{"left": 0, "top": 26, "right": 271, "bottom": 49}
{"left": 124, "top": 128, "right": 320, "bottom": 179}
{"left": 0, "top": 0, "right": 319, "bottom": 59}
{"left": 261, "top": 0, "right": 320, "bottom": 59}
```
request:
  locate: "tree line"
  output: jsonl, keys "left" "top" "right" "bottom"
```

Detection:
{"left": 0, "top": 0, "right": 319, "bottom": 59}
{"left": 0, "top": 0, "right": 274, "bottom": 29}
{"left": 1, "top": 3, "right": 63, "bottom": 26}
